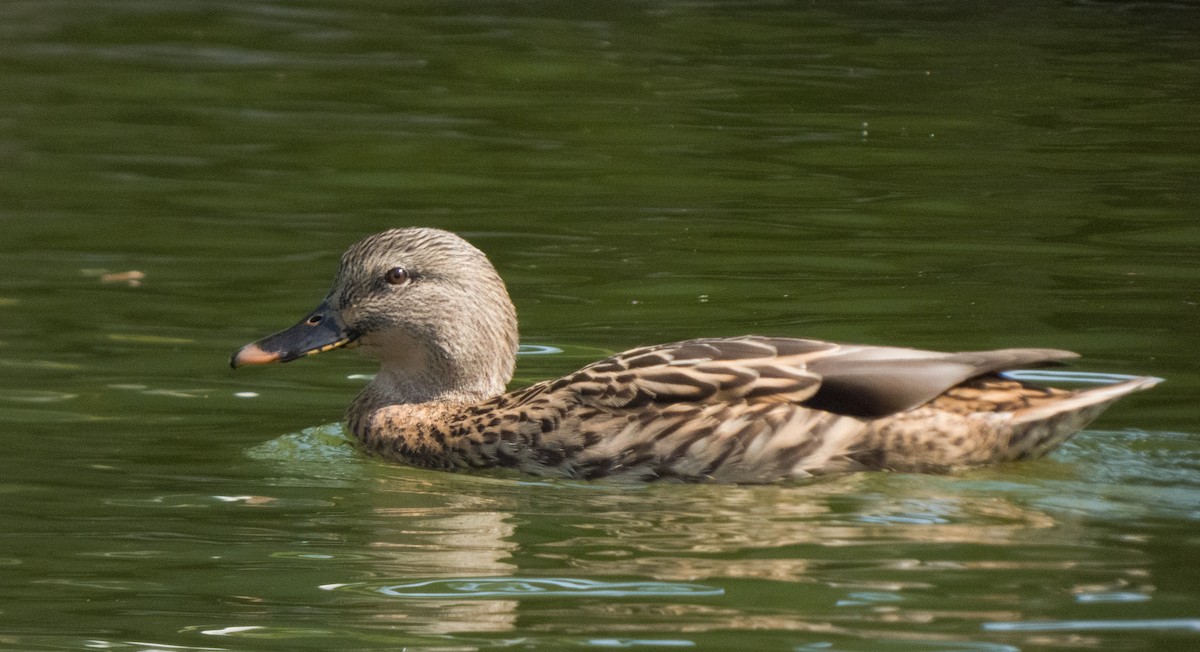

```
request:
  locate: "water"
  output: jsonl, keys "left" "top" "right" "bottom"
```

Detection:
{"left": 1, "top": 1, "right": 1198, "bottom": 650}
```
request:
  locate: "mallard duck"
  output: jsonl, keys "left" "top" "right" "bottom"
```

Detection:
{"left": 231, "top": 227, "right": 1159, "bottom": 483}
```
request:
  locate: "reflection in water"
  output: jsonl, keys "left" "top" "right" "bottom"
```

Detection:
{"left": 325, "top": 577, "right": 722, "bottom": 598}
{"left": 530, "top": 478, "right": 1069, "bottom": 584}
{"left": 584, "top": 639, "right": 696, "bottom": 648}
{"left": 361, "top": 509, "right": 521, "bottom": 633}
{"left": 795, "top": 642, "right": 1019, "bottom": 652}
{"left": 984, "top": 618, "right": 1200, "bottom": 632}
{"left": 243, "top": 424, "right": 1195, "bottom": 648}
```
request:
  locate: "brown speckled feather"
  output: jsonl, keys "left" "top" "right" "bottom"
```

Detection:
{"left": 347, "top": 333, "right": 1156, "bottom": 482}
{"left": 232, "top": 228, "right": 1161, "bottom": 483}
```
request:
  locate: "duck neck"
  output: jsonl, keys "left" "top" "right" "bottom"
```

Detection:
{"left": 345, "top": 307, "right": 519, "bottom": 449}
{"left": 345, "top": 364, "right": 499, "bottom": 446}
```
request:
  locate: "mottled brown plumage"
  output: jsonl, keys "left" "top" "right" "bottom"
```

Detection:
{"left": 231, "top": 227, "right": 1159, "bottom": 483}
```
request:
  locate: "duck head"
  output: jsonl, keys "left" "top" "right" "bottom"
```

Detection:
{"left": 231, "top": 228, "right": 519, "bottom": 404}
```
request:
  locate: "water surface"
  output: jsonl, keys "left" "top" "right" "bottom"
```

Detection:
{"left": 1, "top": 1, "right": 1198, "bottom": 650}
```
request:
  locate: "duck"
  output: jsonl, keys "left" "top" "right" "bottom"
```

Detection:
{"left": 231, "top": 227, "right": 1159, "bottom": 483}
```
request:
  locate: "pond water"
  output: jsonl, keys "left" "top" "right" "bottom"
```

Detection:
{"left": 1, "top": 1, "right": 1198, "bottom": 650}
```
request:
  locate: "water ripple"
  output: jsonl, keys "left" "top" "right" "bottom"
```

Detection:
{"left": 1001, "top": 370, "right": 1159, "bottom": 385}
{"left": 321, "top": 577, "right": 724, "bottom": 599}
{"left": 983, "top": 618, "right": 1200, "bottom": 632}
{"left": 247, "top": 423, "right": 360, "bottom": 464}
{"left": 518, "top": 343, "right": 563, "bottom": 355}
{"left": 586, "top": 640, "right": 695, "bottom": 648}
{"left": 1075, "top": 591, "right": 1152, "bottom": 603}
{"left": 797, "top": 642, "right": 1019, "bottom": 652}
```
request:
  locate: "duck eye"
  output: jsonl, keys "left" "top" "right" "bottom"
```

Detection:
{"left": 384, "top": 266, "right": 411, "bottom": 286}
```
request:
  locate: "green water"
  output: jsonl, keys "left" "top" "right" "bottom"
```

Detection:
{"left": 1, "top": 1, "right": 1198, "bottom": 650}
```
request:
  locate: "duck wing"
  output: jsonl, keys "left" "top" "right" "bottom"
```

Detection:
{"left": 492, "top": 337, "right": 1080, "bottom": 481}
{"left": 556, "top": 336, "right": 830, "bottom": 408}
{"left": 803, "top": 344, "right": 1079, "bottom": 418}
{"left": 557, "top": 336, "right": 1077, "bottom": 418}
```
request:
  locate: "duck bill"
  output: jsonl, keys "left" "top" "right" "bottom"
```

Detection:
{"left": 230, "top": 300, "right": 358, "bottom": 369}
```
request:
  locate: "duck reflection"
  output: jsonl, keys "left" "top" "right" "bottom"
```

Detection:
{"left": 357, "top": 495, "right": 521, "bottom": 634}
{"left": 319, "top": 466, "right": 1152, "bottom": 649}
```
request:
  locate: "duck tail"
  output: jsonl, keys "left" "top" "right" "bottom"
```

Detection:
{"left": 1004, "top": 375, "right": 1161, "bottom": 461}
{"left": 1010, "top": 376, "right": 1161, "bottom": 425}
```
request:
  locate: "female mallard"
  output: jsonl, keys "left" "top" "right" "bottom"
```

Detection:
{"left": 231, "top": 227, "right": 1158, "bottom": 483}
